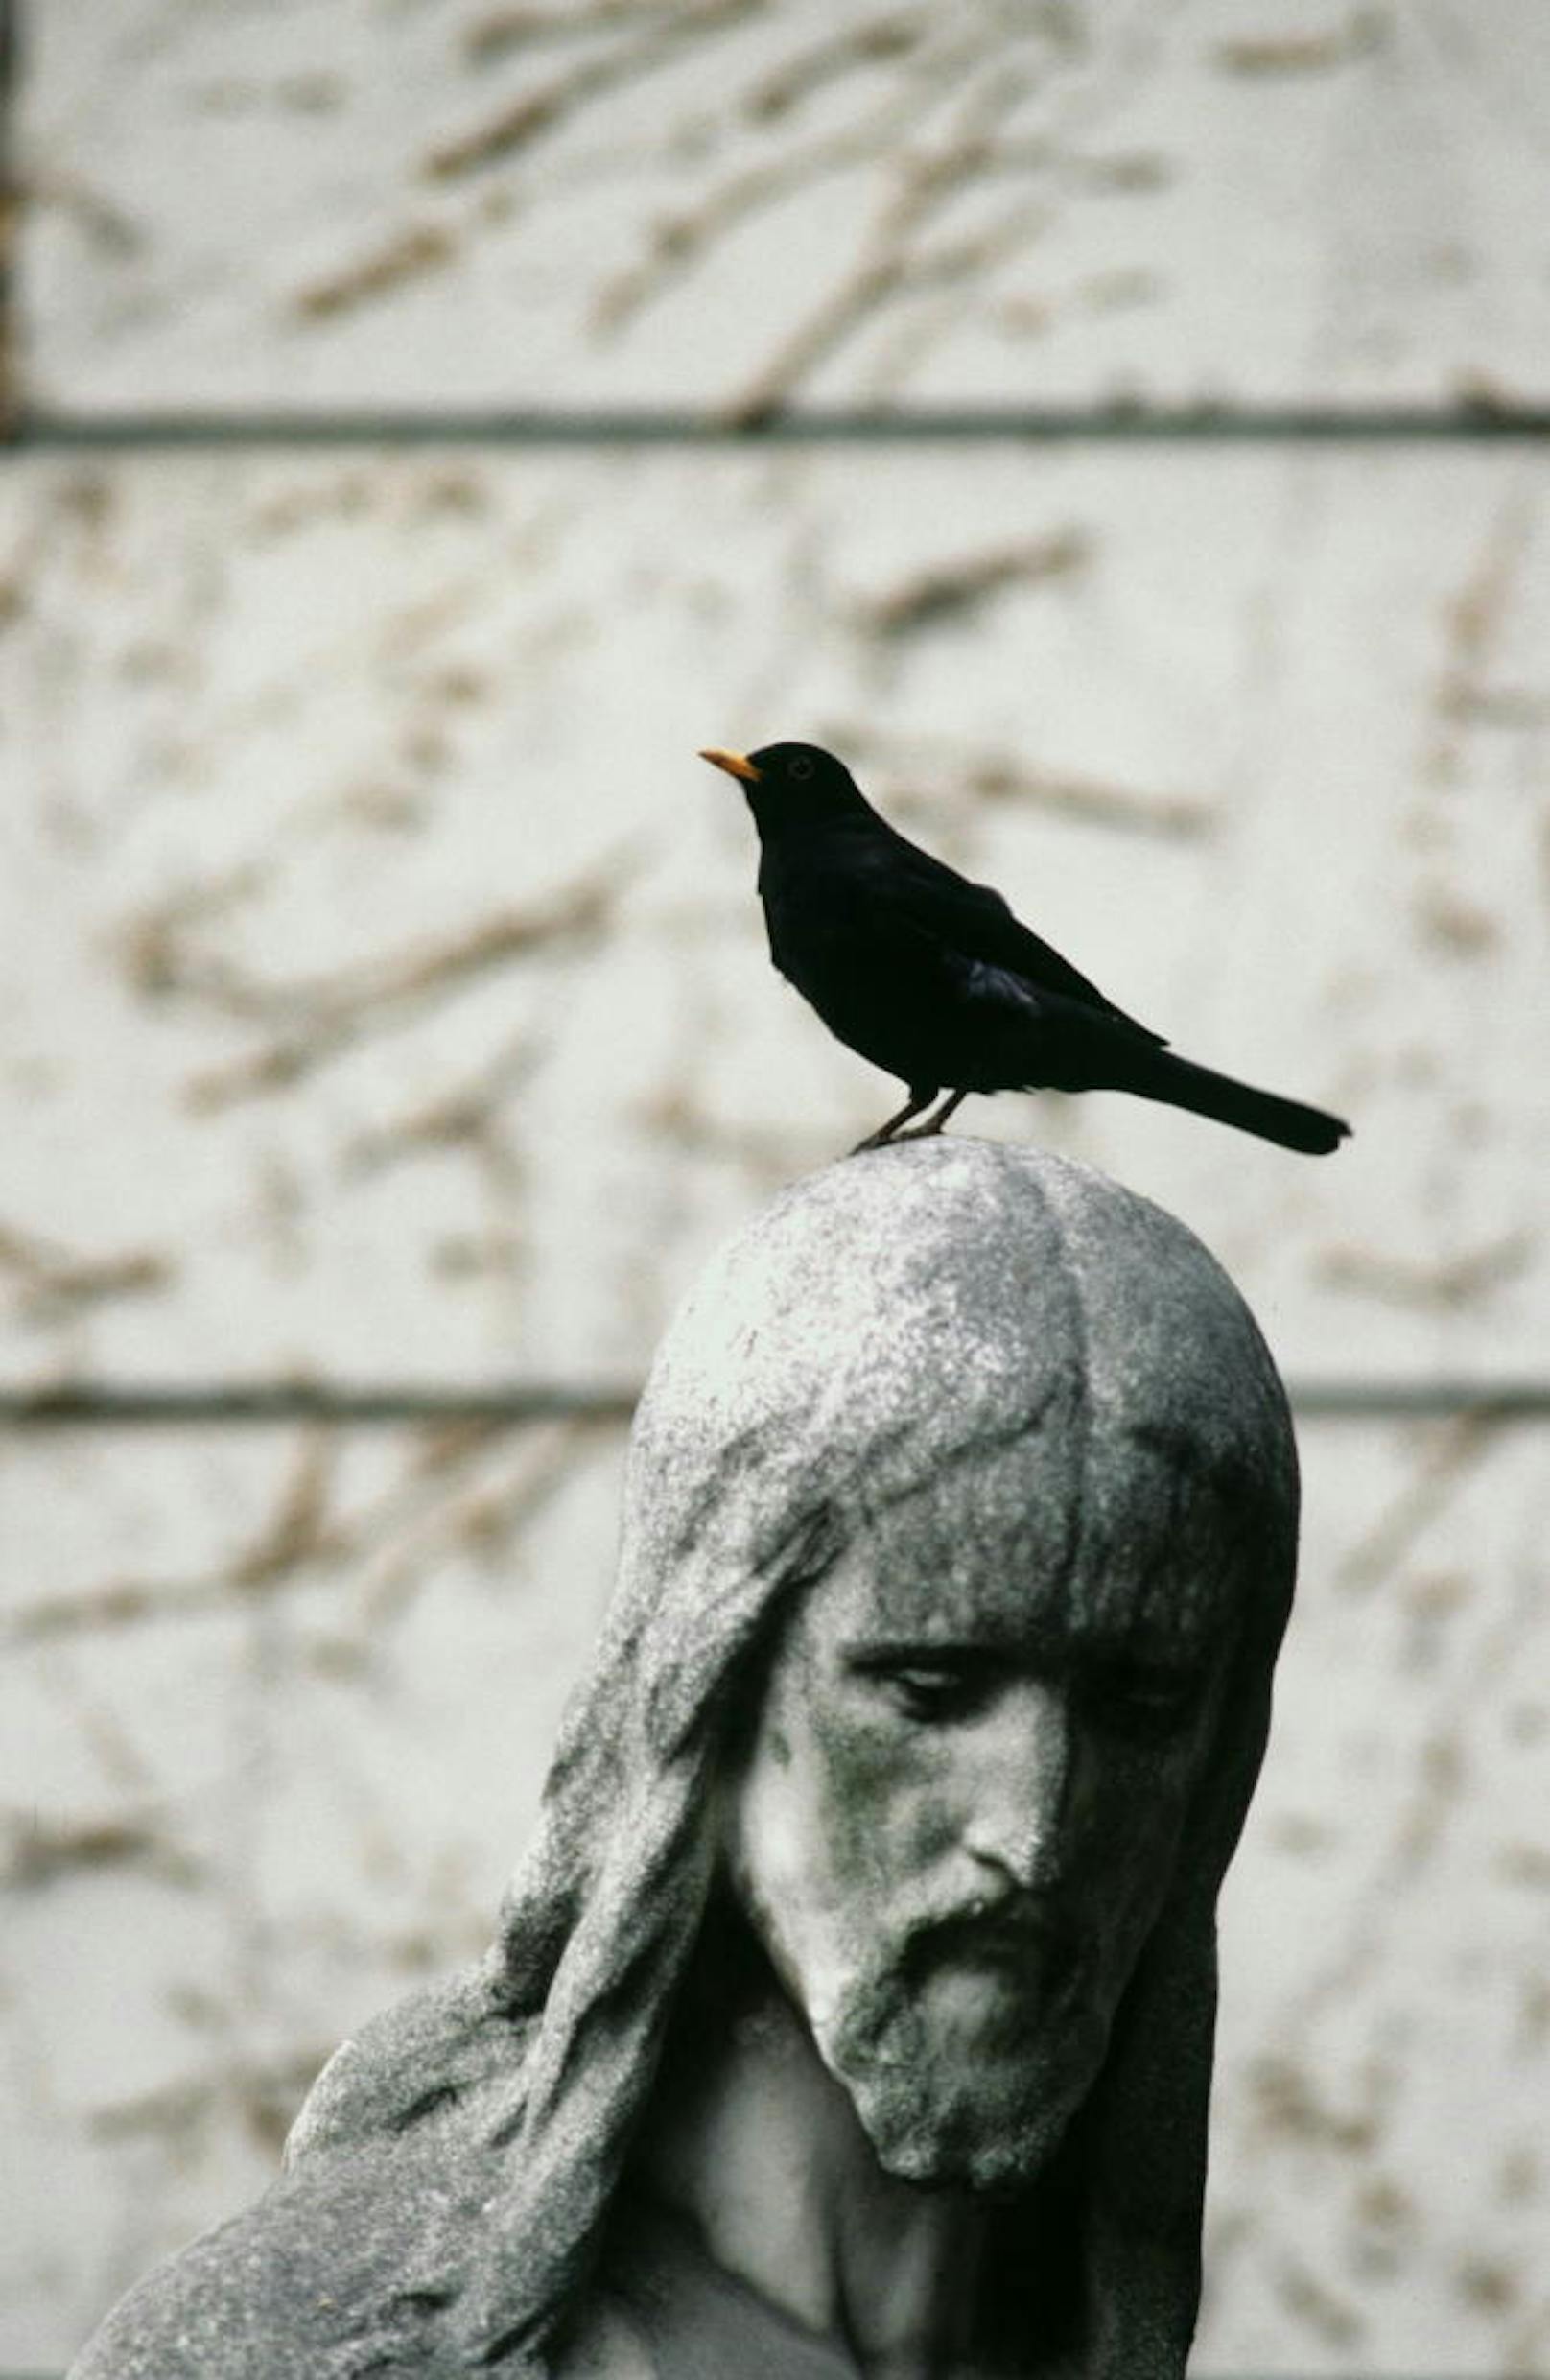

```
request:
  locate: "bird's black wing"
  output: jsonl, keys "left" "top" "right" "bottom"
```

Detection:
{"left": 857, "top": 829, "right": 1166, "bottom": 1047}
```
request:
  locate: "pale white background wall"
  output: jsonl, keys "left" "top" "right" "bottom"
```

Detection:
{"left": 3, "top": 4, "right": 1548, "bottom": 2370}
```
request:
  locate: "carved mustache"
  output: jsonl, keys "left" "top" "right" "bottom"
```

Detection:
{"left": 895, "top": 1895, "right": 1085, "bottom": 1985}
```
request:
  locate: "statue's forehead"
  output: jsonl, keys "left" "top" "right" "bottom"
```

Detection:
{"left": 630, "top": 1149, "right": 1291, "bottom": 1679}
{"left": 810, "top": 1416, "right": 1239, "bottom": 1662}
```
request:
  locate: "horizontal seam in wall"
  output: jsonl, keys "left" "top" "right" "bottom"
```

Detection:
{"left": 6, "top": 406, "right": 1550, "bottom": 452}
{"left": 1, "top": 1383, "right": 1547, "bottom": 1427}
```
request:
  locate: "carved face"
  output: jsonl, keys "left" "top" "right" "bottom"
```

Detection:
{"left": 724, "top": 1431, "right": 1232, "bottom": 2194}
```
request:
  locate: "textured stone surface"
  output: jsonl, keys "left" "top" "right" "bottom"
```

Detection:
{"left": 10, "top": 1410, "right": 1550, "bottom": 2368}
{"left": 4, "top": 443, "right": 1546, "bottom": 1391}
{"left": 5, "top": 4, "right": 1548, "bottom": 2368}
{"left": 17, "top": 0, "right": 1550, "bottom": 413}
{"left": 64, "top": 1143, "right": 1299, "bottom": 2376}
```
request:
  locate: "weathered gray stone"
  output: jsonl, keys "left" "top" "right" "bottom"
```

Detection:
{"left": 70, "top": 1141, "right": 1297, "bottom": 2376}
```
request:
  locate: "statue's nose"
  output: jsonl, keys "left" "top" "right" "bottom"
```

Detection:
{"left": 961, "top": 1678, "right": 1076, "bottom": 1896}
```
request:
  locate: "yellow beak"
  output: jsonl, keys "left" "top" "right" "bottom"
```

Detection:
{"left": 698, "top": 746, "right": 763, "bottom": 784}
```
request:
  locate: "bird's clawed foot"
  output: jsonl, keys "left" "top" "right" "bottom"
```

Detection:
{"left": 851, "top": 1090, "right": 934, "bottom": 1154}
{"left": 850, "top": 1089, "right": 969, "bottom": 1155}
{"left": 893, "top": 1088, "right": 969, "bottom": 1143}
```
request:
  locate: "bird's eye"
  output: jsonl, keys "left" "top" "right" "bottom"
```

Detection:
{"left": 788, "top": 754, "right": 813, "bottom": 781}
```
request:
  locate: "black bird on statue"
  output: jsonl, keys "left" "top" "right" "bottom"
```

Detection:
{"left": 700, "top": 740, "right": 1350, "bottom": 1157}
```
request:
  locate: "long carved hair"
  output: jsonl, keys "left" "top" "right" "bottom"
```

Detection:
{"left": 285, "top": 1143, "right": 1298, "bottom": 2375}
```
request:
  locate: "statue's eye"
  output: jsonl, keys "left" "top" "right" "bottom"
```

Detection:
{"left": 884, "top": 1664, "right": 986, "bottom": 1722}
{"left": 788, "top": 754, "right": 813, "bottom": 781}
{"left": 1080, "top": 1661, "right": 1205, "bottom": 1741}
{"left": 851, "top": 1650, "right": 998, "bottom": 1725}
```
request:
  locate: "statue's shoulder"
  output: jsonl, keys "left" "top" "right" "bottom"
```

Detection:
{"left": 68, "top": 1967, "right": 538, "bottom": 2378}
{"left": 67, "top": 2152, "right": 410, "bottom": 2378}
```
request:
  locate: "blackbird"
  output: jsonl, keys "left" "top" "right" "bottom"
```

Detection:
{"left": 700, "top": 740, "right": 1350, "bottom": 1157}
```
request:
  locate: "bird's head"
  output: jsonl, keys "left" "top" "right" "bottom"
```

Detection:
{"left": 699, "top": 741, "right": 871, "bottom": 837}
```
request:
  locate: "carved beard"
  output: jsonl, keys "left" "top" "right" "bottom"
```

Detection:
{"left": 814, "top": 1914, "right": 1112, "bottom": 2193}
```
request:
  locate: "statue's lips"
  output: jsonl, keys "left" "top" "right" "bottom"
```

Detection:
{"left": 902, "top": 1902, "right": 1086, "bottom": 1994}
{"left": 823, "top": 1901, "right": 1102, "bottom": 2086}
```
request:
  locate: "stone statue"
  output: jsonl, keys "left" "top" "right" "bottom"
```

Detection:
{"left": 73, "top": 1141, "right": 1299, "bottom": 2379}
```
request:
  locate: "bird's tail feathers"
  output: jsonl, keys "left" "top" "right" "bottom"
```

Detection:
{"left": 1125, "top": 1050, "right": 1350, "bottom": 1156}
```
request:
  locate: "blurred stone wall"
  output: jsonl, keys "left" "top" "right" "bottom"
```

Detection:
{"left": 3, "top": 3, "right": 1548, "bottom": 2370}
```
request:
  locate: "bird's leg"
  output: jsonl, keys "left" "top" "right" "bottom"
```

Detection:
{"left": 850, "top": 1089, "right": 938, "bottom": 1155}
{"left": 893, "top": 1088, "right": 970, "bottom": 1142}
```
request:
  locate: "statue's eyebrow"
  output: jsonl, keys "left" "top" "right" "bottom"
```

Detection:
{"left": 839, "top": 1637, "right": 1013, "bottom": 1672}
{"left": 841, "top": 1632, "right": 1215, "bottom": 1685}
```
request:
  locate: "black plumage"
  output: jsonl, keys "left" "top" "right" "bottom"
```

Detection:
{"left": 700, "top": 740, "right": 1350, "bottom": 1157}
